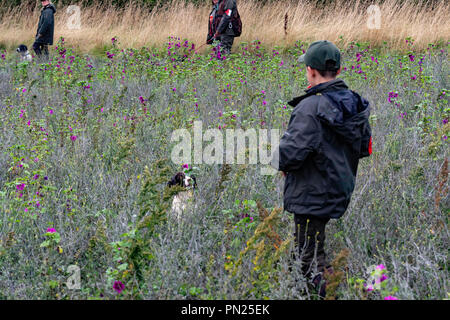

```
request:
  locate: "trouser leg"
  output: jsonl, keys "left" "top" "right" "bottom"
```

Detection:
{"left": 33, "top": 42, "right": 43, "bottom": 57}
{"left": 43, "top": 44, "right": 49, "bottom": 59}
{"left": 33, "top": 42, "right": 49, "bottom": 60}
{"left": 293, "top": 214, "right": 329, "bottom": 278}
{"left": 219, "top": 35, "right": 234, "bottom": 55}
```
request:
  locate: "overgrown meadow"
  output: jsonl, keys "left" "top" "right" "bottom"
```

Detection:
{"left": 0, "top": 37, "right": 448, "bottom": 300}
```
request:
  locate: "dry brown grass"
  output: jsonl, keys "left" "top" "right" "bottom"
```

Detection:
{"left": 1, "top": 0, "right": 449, "bottom": 52}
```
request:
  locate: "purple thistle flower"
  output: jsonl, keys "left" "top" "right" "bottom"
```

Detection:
{"left": 113, "top": 280, "right": 125, "bottom": 294}
{"left": 376, "top": 264, "right": 386, "bottom": 271}
{"left": 384, "top": 296, "right": 398, "bottom": 300}
{"left": 70, "top": 135, "right": 77, "bottom": 142}
{"left": 16, "top": 184, "right": 25, "bottom": 191}
{"left": 388, "top": 92, "right": 398, "bottom": 103}
{"left": 364, "top": 283, "right": 374, "bottom": 291}
{"left": 47, "top": 228, "right": 56, "bottom": 233}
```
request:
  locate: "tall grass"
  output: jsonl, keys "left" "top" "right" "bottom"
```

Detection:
{"left": 0, "top": 0, "right": 449, "bottom": 52}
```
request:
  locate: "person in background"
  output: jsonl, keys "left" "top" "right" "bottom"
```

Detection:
{"left": 33, "top": 0, "right": 56, "bottom": 60}
{"left": 207, "top": 0, "right": 240, "bottom": 55}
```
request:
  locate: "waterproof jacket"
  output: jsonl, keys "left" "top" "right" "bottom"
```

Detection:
{"left": 278, "top": 79, "right": 372, "bottom": 219}
{"left": 207, "top": 0, "right": 237, "bottom": 44}
{"left": 35, "top": 4, "right": 56, "bottom": 45}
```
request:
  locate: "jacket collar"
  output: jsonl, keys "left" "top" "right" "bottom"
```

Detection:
{"left": 288, "top": 78, "right": 348, "bottom": 107}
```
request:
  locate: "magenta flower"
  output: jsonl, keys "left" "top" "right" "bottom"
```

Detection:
{"left": 388, "top": 92, "right": 398, "bottom": 103}
{"left": 47, "top": 228, "right": 56, "bottom": 233}
{"left": 16, "top": 183, "right": 25, "bottom": 191}
{"left": 384, "top": 296, "right": 398, "bottom": 300}
{"left": 364, "top": 283, "right": 374, "bottom": 291}
{"left": 182, "top": 164, "right": 189, "bottom": 169}
{"left": 49, "top": 109, "right": 54, "bottom": 115}
{"left": 70, "top": 135, "right": 77, "bottom": 142}
{"left": 113, "top": 280, "right": 125, "bottom": 294}
{"left": 376, "top": 264, "right": 386, "bottom": 271}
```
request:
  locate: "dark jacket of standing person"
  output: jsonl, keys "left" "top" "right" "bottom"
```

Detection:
{"left": 35, "top": 3, "right": 56, "bottom": 45}
{"left": 279, "top": 78, "right": 372, "bottom": 219}
{"left": 207, "top": 0, "right": 239, "bottom": 53}
{"left": 215, "top": 0, "right": 237, "bottom": 37}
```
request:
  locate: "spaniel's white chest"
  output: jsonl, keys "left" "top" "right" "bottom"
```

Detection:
{"left": 171, "top": 190, "right": 194, "bottom": 220}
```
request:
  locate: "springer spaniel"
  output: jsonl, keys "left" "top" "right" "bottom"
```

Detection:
{"left": 167, "top": 172, "right": 197, "bottom": 221}
{"left": 16, "top": 45, "right": 33, "bottom": 62}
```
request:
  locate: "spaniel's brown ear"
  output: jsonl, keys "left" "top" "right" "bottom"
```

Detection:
{"left": 168, "top": 172, "right": 185, "bottom": 187}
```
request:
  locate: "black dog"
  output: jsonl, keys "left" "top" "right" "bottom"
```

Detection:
{"left": 16, "top": 44, "right": 33, "bottom": 61}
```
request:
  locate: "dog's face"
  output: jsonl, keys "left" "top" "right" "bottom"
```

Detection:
{"left": 16, "top": 45, "right": 28, "bottom": 54}
{"left": 168, "top": 172, "right": 197, "bottom": 189}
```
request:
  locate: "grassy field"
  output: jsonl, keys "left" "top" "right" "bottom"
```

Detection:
{"left": 0, "top": 35, "right": 448, "bottom": 299}
{"left": 0, "top": 0, "right": 449, "bottom": 53}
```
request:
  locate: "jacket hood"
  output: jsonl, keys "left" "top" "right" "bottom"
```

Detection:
{"left": 43, "top": 4, "right": 56, "bottom": 13}
{"left": 289, "top": 78, "right": 370, "bottom": 144}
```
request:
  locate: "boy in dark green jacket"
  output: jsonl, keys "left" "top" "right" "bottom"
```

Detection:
{"left": 274, "top": 40, "right": 372, "bottom": 297}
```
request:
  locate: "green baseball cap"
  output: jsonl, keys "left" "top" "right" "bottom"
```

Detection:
{"left": 298, "top": 40, "right": 341, "bottom": 71}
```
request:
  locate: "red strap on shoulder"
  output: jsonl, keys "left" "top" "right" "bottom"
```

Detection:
{"left": 368, "top": 137, "right": 372, "bottom": 155}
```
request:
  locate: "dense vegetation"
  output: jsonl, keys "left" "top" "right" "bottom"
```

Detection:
{"left": 0, "top": 37, "right": 448, "bottom": 299}
{"left": 2, "top": 0, "right": 442, "bottom": 10}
